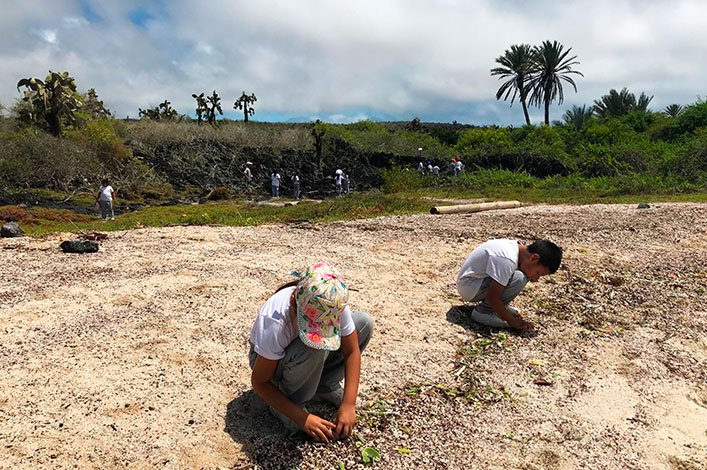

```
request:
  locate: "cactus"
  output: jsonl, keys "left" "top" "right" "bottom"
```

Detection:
{"left": 233, "top": 91, "right": 257, "bottom": 122}
{"left": 138, "top": 99, "right": 179, "bottom": 121}
{"left": 192, "top": 91, "right": 222, "bottom": 125}
{"left": 83, "top": 88, "right": 112, "bottom": 119}
{"left": 16, "top": 70, "right": 82, "bottom": 137}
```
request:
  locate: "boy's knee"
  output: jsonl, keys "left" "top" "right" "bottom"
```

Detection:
{"left": 353, "top": 311, "right": 374, "bottom": 334}
{"left": 352, "top": 311, "right": 374, "bottom": 348}
{"left": 508, "top": 271, "right": 529, "bottom": 289}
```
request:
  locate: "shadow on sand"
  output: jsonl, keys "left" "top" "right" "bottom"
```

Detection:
{"left": 446, "top": 304, "right": 533, "bottom": 337}
{"left": 224, "top": 389, "right": 307, "bottom": 470}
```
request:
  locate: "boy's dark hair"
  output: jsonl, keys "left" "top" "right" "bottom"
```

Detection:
{"left": 528, "top": 240, "right": 562, "bottom": 274}
{"left": 101, "top": 178, "right": 109, "bottom": 185}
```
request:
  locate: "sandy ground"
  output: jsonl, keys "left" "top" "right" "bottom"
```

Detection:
{"left": 1, "top": 202, "right": 706, "bottom": 470}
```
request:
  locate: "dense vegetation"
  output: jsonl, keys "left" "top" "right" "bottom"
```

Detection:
{"left": 1, "top": 69, "right": 706, "bottom": 224}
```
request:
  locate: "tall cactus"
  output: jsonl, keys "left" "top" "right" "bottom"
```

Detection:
{"left": 192, "top": 91, "right": 223, "bottom": 125}
{"left": 233, "top": 91, "right": 257, "bottom": 122}
{"left": 16, "top": 71, "right": 82, "bottom": 137}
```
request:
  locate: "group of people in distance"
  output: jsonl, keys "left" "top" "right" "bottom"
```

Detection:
{"left": 243, "top": 162, "right": 350, "bottom": 199}
{"left": 417, "top": 157, "right": 464, "bottom": 176}
{"left": 248, "top": 238, "right": 563, "bottom": 442}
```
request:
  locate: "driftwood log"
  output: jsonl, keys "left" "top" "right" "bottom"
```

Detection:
{"left": 429, "top": 200, "right": 522, "bottom": 215}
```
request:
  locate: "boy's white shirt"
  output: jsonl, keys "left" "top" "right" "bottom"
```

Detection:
{"left": 250, "top": 286, "right": 355, "bottom": 361}
{"left": 271, "top": 174, "right": 281, "bottom": 185}
{"left": 98, "top": 185, "right": 114, "bottom": 201}
{"left": 457, "top": 239, "right": 519, "bottom": 287}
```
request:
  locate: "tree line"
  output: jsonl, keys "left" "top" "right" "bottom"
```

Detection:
{"left": 491, "top": 40, "right": 687, "bottom": 127}
{"left": 13, "top": 70, "right": 258, "bottom": 136}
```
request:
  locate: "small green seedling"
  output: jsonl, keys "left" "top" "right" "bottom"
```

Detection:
{"left": 361, "top": 447, "right": 381, "bottom": 464}
{"left": 397, "top": 447, "right": 411, "bottom": 454}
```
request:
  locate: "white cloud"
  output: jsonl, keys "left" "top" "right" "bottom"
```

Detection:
{"left": 0, "top": 0, "right": 706, "bottom": 125}
{"left": 38, "top": 29, "right": 58, "bottom": 44}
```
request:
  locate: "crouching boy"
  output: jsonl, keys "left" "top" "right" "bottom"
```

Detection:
{"left": 456, "top": 239, "right": 562, "bottom": 331}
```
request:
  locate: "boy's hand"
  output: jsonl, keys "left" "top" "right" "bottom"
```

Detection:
{"left": 509, "top": 317, "right": 535, "bottom": 332}
{"left": 334, "top": 403, "right": 356, "bottom": 438}
{"left": 302, "top": 413, "right": 336, "bottom": 443}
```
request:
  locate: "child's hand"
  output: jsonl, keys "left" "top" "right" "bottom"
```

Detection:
{"left": 302, "top": 413, "right": 336, "bottom": 443}
{"left": 334, "top": 403, "right": 356, "bottom": 438}
{"left": 509, "top": 317, "right": 535, "bottom": 332}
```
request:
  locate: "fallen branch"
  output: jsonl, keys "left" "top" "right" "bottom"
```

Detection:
{"left": 430, "top": 200, "right": 522, "bottom": 215}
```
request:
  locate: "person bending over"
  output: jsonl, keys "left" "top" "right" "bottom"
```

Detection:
{"left": 249, "top": 262, "right": 374, "bottom": 442}
{"left": 456, "top": 239, "right": 562, "bottom": 331}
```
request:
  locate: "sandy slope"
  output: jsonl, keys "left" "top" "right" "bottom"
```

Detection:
{"left": 0, "top": 202, "right": 705, "bottom": 469}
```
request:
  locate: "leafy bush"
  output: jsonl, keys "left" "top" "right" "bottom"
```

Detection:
{"left": 513, "top": 125, "right": 569, "bottom": 161}
{"left": 66, "top": 119, "right": 132, "bottom": 168}
{"left": 455, "top": 127, "right": 515, "bottom": 155}
{"left": 658, "top": 101, "right": 707, "bottom": 141}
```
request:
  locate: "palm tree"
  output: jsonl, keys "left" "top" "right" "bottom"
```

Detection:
{"left": 528, "top": 40, "right": 583, "bottom": 125}
{"left": 562, "top": 104, "right": 593, "bottom": 131}
{"left": 663, "top": 104, "right": 684, "bottom": 117}
{"left": 636, "top": 92, "right": 653, "bottom": 111}
{"left": 491, "top": 44, "right": 535, "bottom": 126}
{"left": 593, "top": 88, "right": 653, "bottom": 117}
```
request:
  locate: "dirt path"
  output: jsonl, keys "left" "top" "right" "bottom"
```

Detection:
{"left": 1, "top": 203, "right": 705, "bottom": 469}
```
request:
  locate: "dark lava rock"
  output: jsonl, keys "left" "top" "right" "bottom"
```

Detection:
{"left": 60, "top": 240, "right": 99, "bottom": 253}
{"left": 1, "top": 222, "right": 25, "bottom": 238}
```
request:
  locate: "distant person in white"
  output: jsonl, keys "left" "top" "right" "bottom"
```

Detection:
{"left": 291, "top": 174, "right": 300, "bottom": 199}
{"left": 335, "top": 169, "right": 343, "bottom": 195}
{"left": 342, "top": 173, "right": 350, "bottom": 194}
{"left": 96, "top": 178, "right": 116, "bottom": 221}
{"left": 244, "top": 161, "right": 253, "bottom": 181}
{"left": 271, "top": 172, "right": 281, "bottom": 197}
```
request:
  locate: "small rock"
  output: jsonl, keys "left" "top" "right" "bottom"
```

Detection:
{"left": 59, "top": 240, "right": 99, "bottom": 253}
{"left": 637, "top": 203, "right": 650, "bottom": 209}
{"left": 1, "top": 222, "right": 24, "bottom": 238}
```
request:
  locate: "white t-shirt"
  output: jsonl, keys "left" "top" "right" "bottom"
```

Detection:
{"left": 98, "top": 185, "right": 114, "bottom": 202}
{"left": 271, "top": 173, "right": 281, "bottom": 186}
{"left": 291, "top": 175, "right": 299, "bottom": 183}
{"left": 250, "top": 286, "right": 355, "bottom": 361}
{"left": 456, "top": 239, "right": 519, "bottom": 286}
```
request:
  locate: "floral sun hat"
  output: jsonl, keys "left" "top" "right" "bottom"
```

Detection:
{"left": 294, "top": 262, "right": 349, "bottom": 350}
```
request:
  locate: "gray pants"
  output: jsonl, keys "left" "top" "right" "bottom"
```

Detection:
{"left": 99, "top": 200, "right": 114, "bottom": 219}
{"left": 271, "top": 185, "right": 279, "bottom": 197}
{"left": 292, "top": 182, "right": 300, "bottom": 199}
{"left": 249, "top": 311, "right": 374, "bottom": 425}
{"left": 456, "top": 271, "right": 528, "bottom": 315}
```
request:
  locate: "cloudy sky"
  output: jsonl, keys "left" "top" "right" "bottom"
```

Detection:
{"left": 1, "top": 0, "right": 705, "bottom": 125}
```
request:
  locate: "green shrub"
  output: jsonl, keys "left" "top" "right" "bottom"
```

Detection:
{"left": 659, "top": 100, "right": 707, "bottom": 141}
{"left": 380, "top": 166, "right": 424, "bottom": 193}
{"left": 455, "top": 127, "right": 515, "bottom": 156}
